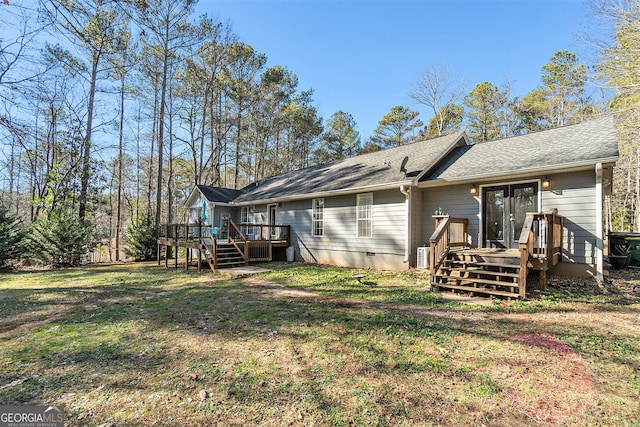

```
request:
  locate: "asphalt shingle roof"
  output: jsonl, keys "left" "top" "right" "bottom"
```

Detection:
{"left": 196, "top": 185, "right": 242, "bottom": 203}
{"left": 422, "top": 116, "right": 619, "bottom": 183}
{"left": 234, "top": 132, "right": 465, "bottom": 203}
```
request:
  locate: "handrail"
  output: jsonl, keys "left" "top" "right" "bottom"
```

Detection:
{"left": 228, "top": 219, "right": 248, "bottom": 243}
{"left": 518, "top": 211, "right": 564, "bottom": 298}
{"left": 228, "top": 219, "right": 248, "bottom": 264}
{"left": 429, "top": 215, "right": 451, "bottom": 284}
{"left": 429, "top": 215, "right": 469, "bottom": 285}
{"left": 202, "top": 226, "right": 218, "bottom": 270}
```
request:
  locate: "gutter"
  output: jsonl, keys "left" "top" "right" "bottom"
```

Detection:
{"left": 400, "top": 184, "right": 411, "bottom": 264}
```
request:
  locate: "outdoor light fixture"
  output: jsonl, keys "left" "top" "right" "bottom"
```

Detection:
{"left": 542, "top": 177, "right": 551, "bottom": 188}
{"left": 470, "top": 184, "right": 478, "bottom": 195}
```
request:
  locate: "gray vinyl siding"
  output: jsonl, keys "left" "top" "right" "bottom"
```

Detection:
{"left": 419, "top": 169, "right": 597, "bottom": 267}
{"left": 541, "top": 170, "right": 596, "bottom": 265}
{"left": 421, "top": 184, "right": 481, "bottom": 248}
{"left": 409, "top": 188, "right": 423, "bottom": 266}
{"left": 282, "top": 188, "right": 408, "bottom": 269}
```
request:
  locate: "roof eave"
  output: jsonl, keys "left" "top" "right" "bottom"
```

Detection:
{"left": 418, "top": 156, "right": 619, "bottom": 188}
{"left": 234, "top": 180, "right": 414, "bottom": 206}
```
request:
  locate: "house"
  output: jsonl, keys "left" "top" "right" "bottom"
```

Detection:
{"left": 160, "top": 116, "right": 618, "bottom": 298}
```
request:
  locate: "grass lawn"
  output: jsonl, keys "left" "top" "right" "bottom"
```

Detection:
{"left": 0, "top": 262, "right": 638, "bottom": 426}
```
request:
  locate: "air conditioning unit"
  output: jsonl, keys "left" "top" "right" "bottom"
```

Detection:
{"left": 417, "top": 247, "right": 429, "bottom": 269}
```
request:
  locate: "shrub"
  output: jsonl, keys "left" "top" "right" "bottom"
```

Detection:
{"left": 124, "top": 215, "right": 158, "bottom": 261}
{"left": 0, "top": 206, "right": 25, "bottom": 268}
{"left": 26, "top": 210, "right": 93, "bottom": 267}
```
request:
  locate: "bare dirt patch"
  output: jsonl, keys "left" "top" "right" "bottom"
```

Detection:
{"left": 508, "top": 333, "right": 594, "bottom": 424}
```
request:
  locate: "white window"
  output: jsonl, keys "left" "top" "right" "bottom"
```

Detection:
{"left": 357, "top": 193, "right": 373, "bottom": 238}
{"left": 312, "top": 198, "right": 324, "bottom": 237}
{"left": 240, "top": 206, "right": 255, "bottom": 236}
{"left": 241, "top": 206, "right": 255, "bottom": 223}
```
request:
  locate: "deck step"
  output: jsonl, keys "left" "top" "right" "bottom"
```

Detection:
{"left": 445, "top": 260, "right": 521, "bottom": 270}
{"left": 433, "top": 282, "right": 520, "bottom": 298}
{"left": 434, "top": 275, "right": 519, "bottom": 289}
{"left": 214, "top": 242, "right": 246, "bottom": 269}
{"left": 439, "top": 267, "right": 520, "bottom": 279}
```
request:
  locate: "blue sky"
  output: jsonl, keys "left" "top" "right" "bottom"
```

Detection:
{"left": 197, "top": 0, "right": 596, "bottom": 140}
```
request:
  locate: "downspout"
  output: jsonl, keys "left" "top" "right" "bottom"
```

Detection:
{"left": 400, "top": 185, "right": 411, "bottom": 264}
{"left": 595, "top": 163, "right": 604, "bottom": 281}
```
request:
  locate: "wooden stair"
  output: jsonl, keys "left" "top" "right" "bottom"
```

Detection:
{"left": 196, "top": 241, "right": 246, "bottom": 271}
{"left": 198, "top": 242, "right": 216, "bottom": 272}
{"left": 214, "top": 242, "right": 246, "bottom": 268}
{"left": 432, "top": 249, "right": 522, "bottom": 299}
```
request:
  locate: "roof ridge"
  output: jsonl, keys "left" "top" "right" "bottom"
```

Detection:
{"left": 244, "top": 130, "right": 466, "bottom": 186}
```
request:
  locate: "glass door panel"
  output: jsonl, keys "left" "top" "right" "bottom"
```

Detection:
{"left": 510, "top": 183, "right": 538, "bottom": 248}
{"left": 484, "top": 187, "right": 507, "bottom": 248}
{"left": 483, "top": 183, "right": 538, "bottom": 249}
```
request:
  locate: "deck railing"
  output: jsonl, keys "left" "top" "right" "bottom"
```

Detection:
{"left": 429, "top": 215, "right": 469, "bottom": 284}
{"left": 159, "top": 223, "right": 209, "bottom": 241}
{"left": 518, "top": 211, "right": 563, "bottom": 297}
{"left": 232, "top": 223, "right": 290, "bottom": 243}
{"left": 225, "top": 220, "right": 247, "bottom": 264}
{"left": 203, "top": 225, "right": 218, "bottom": 269}
{"left": 159, "top": 222, "right": 290, "bottom": 245}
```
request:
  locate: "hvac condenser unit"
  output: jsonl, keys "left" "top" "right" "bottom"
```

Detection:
{"left": 416, "top": 247, "right": 429, "bottom": 269}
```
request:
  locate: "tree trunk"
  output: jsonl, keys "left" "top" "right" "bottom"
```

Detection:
{"left": 79, "top": 52, "right": 100, "bottom": 220}
{"left": 155, "top": 38, "right": 169, "bottom": 228}
{"left": 115, "top": 73, "right": 125, "bottom": 261}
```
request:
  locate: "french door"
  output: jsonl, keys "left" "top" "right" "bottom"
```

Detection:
{"left": 268, "top": 204, "right": 277, "bottom": 239}
{"left": 483, "top": 183, "right": 538, "bottom": 249}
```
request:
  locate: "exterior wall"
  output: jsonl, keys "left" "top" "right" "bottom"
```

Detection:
{"left": 419, "top": 169, "right": 599, "bottom": 276}
{"left": 185, "top": 191, "right": 238, "bottom": 241}
{"left": 187, "top": 194, "right": 206, "bottom": 223}
{"left": 540, "top": 169, "right": 597, "bottom": 270}
{"left": 408, "top": 187, "right": 423, "bottom": 267}
{"left": 266, "top": 188, "right": 408, "bottom": 270}
{"left": 420, "top": 183, "right": 481, "bottom": 248}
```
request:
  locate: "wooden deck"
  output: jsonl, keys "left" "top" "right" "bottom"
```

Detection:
{"left": 157, "top": 221, "right": 290, "bottom": 272}
{"left": 429, "top": 212, "right": 563, "bottom": 299}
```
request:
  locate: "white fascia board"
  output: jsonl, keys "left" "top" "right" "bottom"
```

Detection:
{"left": 183, "top": 186, "right": 201, "bottom": 208}
{"left": 418, "top": 157, "right": 619, "bottom": 188}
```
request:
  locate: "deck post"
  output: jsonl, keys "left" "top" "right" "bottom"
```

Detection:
{"left": 164, "top": 245, "right": 168, "bottom": 268}
{"left": 519, "top": 245, "right": 528, "bottom": 298}
{"left": 175, "top": 245, "right": 178, "bottom": 269}
{"left": 185, "top": 248, "right": 189, "bottom": 271}
{"left": 198, "top": 247, "right": 202, "bottom": 272}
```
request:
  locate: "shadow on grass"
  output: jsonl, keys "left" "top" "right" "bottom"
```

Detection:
{"left": 0, "top": 264, "right": 638, "bottom": 425}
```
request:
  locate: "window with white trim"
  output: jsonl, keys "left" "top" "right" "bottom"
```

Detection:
{"left": 312, "top": 198, "right": 324, "bottom": 237}
{"left": 240, "top": 206, "right": 255, "bottom": 236}
{"left": 356, "top": 193, "right": 373, "bottom": 238}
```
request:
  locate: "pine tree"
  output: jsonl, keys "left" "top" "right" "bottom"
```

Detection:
{"left": 0, "top": 205, "right": 25, "bottom": 268}
{"left": 124, "top": 215, "right": 158, "bottom": 261}
{"left": 26, "top": 210, "right": 93, "bottom": 267}
{"left": 370, "top": 105, "right": 423, "bottom": 148}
